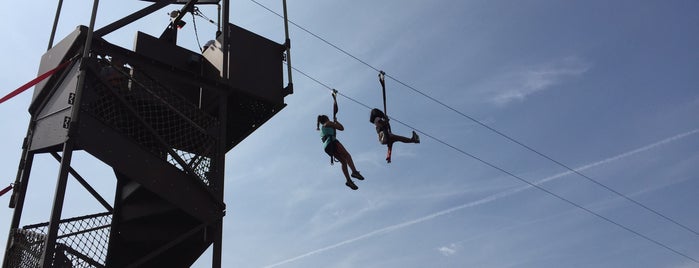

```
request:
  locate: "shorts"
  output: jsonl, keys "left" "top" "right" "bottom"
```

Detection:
{"left": 324, "top": 140, "right": 338, "bottom": 157}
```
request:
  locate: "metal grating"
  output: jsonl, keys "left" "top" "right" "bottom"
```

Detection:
{"left": 5, "top": 212, "right": 111, "bottom": 268}
{"left": 5, "top": 229, "right": 45, "bottom": 268}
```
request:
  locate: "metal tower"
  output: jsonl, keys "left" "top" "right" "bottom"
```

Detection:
{"left": 3, "top": 0, "right": 292, "bottom": 267}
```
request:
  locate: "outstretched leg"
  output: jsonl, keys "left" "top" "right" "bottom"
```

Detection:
{"left": 385, "top": 131, "right": 419, "bottom": 163}
{"left": 388, "top": 131, "right": 420, "bottom": 144}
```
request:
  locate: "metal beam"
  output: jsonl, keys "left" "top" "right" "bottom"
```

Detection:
{"left": 47, "top": 0, "right": 64, "bottom": 50}
{"left": 1, "top": 151, "right": 34, "bottom": 268}
{"left": 94, "top": 1, "right": 175, "bottom": 38}
{"left": 282, "top": 0, "right": 293, "bottom": 94}
{"left": 41, "top": 1, "right": 100, "bottom": 266}
{"left": 213, "top": 1, "right": 229, "bottom": 266}
{"left": 172, "top": 0, "right": 200, "bottom": 25}
{"left": 50, "top": 152, "right": 114, "bottom": 212}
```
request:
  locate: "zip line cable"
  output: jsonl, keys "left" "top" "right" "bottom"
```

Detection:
{"left": 190, "top": 7, "right": 218, "bottom": 52}
{"left": 291, "top": 65, "right": 699, "bottom": 264}
{"left": 191, "top": 12, "right": 204, "bottom": 52}
{"left": 250, "top": 0, "right": 380, "bottom": 73}
{"left": 251, "top": 0, "right": 699, "bottom": 238}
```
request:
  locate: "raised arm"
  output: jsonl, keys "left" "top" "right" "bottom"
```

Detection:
{"left": 327, "top": 120, "right": 345, "bottom": 131}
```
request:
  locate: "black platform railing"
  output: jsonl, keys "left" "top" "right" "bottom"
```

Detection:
{"left": 83, "top": 56, "right": 220, "bottom": 186}
{"left": 5, "top": 212, "right": 112, "bottom": 268}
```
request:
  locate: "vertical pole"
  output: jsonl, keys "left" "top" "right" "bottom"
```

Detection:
{"left": 8, "top": 122, "right": 35, "bottom": 210}
{"left": 212, "top": 1, "right": 229, "bottom": 267}
{"left": 2, "top": 151, "right": 35, "bottom": 268}
{"left": 47, "top": 0, "right": 64, "bottom": 50}
{"left": 216, "top": 4, "right": 222, "bottom": 36}
{"left": 40, "top": 0, "right": 100, "bottom": 266}
{"left": 103, "top": 177, "right": 125, "bottom": 267}
{"left": 282, "top": 0, "right": 293, "bottom": 94}
{"left": 212, "top": 219, "right": 224, "bottom": 268}
{"left": 221, "top": 0, "right": 230, "bottom": 82}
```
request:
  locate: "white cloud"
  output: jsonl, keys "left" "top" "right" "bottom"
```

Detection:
{"left": 489, "top": 57, "right": 591, "bottom": 106}
{"left": 438, "top": 243, "right": 460, "bottom": 256}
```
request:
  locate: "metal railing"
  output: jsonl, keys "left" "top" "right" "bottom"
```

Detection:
{"left": 5, "top": 212, "right": 111, "bottom": 268}
{"left": 85, "top": 57, "right": 220, "bottom": 186}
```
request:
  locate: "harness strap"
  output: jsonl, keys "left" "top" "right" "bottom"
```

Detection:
{"left": 378, "top": 70, "right": 392, "bottom": 137}
{"left": 378, "top": 71, "right": 387, "bottom": 118}
{"left": 329, "top": 89, "right": 340, "bottom": 164}
{"left": 322, "top": 135, "right": 338, "bottom": 165}
{"left": 321, "top": 134, "right": 332, "bottom": 143}
{"left": 332, "top": 89, "right": 338, "bottom": 121}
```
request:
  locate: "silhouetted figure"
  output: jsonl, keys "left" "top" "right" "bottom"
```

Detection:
{"left": 370, "top": 108, "right": 419, "bottom": 163}
{"left": 317, "top": 114, "right": 365, "bottom": 190}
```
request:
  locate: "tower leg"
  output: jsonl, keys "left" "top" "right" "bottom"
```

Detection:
{"left": 40, "top": 144, "right": 76, "bottom": 267}
{"left": 2, "top": 151, "right": 35, "bottom": 268}
{"left": 212, "top": 220, "right": 223, "bottom": 268}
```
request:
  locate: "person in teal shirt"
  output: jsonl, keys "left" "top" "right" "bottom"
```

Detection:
{"left": 317, "top": 114, "right": 365, "bottom": 190}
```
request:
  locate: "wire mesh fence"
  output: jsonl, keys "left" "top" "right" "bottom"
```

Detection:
{"left": 84, "top": 57, "right": 220, "bottom": 186}
{"left": 5, "top": 229, "right": 45, "bottom": 268}
{"left": 5, "top": 212, "right": 111, "bottom": 268}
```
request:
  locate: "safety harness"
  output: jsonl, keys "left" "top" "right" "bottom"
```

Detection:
{"left": 379, "top": 71, "right": 388, "bottom": 118}
{"left": 378, "top": 71, "right": 394, "bottom": 163}
{"left": 378, "top": 71, "right": 392, "bottom": 135}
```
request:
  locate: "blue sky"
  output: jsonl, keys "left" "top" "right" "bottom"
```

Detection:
{"left": 2, "top": 1, "right": 699, "bottom": 267}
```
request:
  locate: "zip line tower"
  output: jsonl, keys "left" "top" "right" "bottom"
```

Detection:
{"left": 3, "top": 0, "right": 292, "bottom": 267}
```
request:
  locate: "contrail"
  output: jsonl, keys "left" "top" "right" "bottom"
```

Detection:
{"left": 263, "top": 128, "right": 699, "bottom": 268}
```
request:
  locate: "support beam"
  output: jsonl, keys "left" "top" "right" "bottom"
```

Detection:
{"left": 41, "top": 1, "right": 100, "bottom": 266}
{"left": 282, "top": 0, "right": 293, "bottom": 95}
{"left": 48, "top": 0, "right": 65, "bottom": 50}
{"left": 50, "top": 152, "right": 113, "bottom": 212}
{"left": 95, "top": 1, "right": 175, "bottom": 37}
{"left": 1, "top": 152, "right": 34, "bottom": 268}
{"left": 213, "top": 1, "right": 229, "bottom": 266}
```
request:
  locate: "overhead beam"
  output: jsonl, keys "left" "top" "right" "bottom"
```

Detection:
{"left": 94, "top": 1, "right": 176, "bottom": 37}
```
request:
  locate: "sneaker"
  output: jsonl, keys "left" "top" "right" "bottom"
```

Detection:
{"left": 412, "top": 131, "right": 420, "bottom": 144}
{"left": 351, "top": 172, "right": 364, "bottom": 180}
{"left": 345, "top": 181, "right": 358, "bottom": 190}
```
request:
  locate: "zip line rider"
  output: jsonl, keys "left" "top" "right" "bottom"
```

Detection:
{"left": 317, "top": 90, "right": 365, "bottom": 190}
{"left": 372, "top": 71, "right": 420, "bottom": 163}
